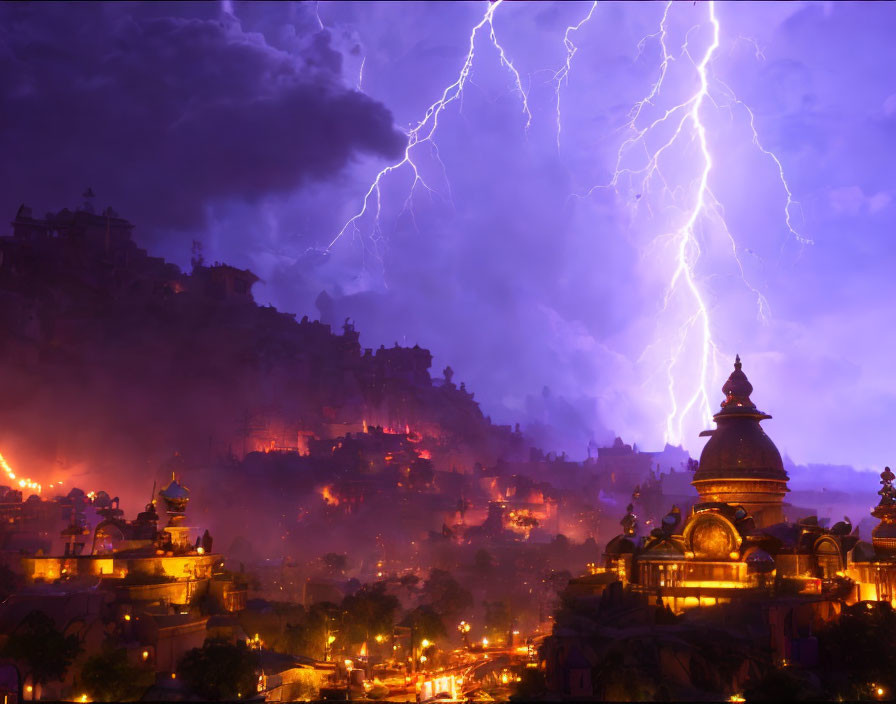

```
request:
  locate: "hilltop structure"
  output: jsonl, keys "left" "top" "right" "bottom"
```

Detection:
{"left": 604, "top": 357, "right": 860, "bottom": 611}
{"left": 22, "top": 477, "right": 243, "bottom": 612}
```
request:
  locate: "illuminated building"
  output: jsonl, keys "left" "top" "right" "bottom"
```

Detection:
{"left": 844, "top": 467, "right": 896, "bottom": 602}
{"left": 21, "top": 477, "right": 244, "bottom": 612}
{"left": 604, "top": 357, "right": 859, "bottom": 611}
{"left": 692, "top": 355, "right": 789, "bottom": 528}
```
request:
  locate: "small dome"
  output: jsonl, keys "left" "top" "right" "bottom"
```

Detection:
{"left": 697, "top": 420, "right": 786, "bottom": 481}
{"left": 604, "top": 535, "right": 636, "bottom": 555}
{"left": 160, "top": 479, "right": 189, "bottom": 500}
{"left": 745, "top": 548, "right": 776, "bottom": 574}
{"left": 695, "top": 356, "right": 788, "bottom": 484}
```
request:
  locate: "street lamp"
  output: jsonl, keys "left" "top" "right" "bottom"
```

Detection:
{"left": 458, "top": 621, "right": 471, "bottom": 649}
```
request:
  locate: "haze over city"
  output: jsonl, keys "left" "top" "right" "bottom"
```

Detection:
{"left": 0, "top": 2, "right": 895, "bottom": 702}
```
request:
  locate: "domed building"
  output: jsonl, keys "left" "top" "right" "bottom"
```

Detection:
{"left": 693, "top": 355, "right": 789, "bottom": 528}
{"left": 603, "top": 356, "right": 861, "bottom": 612}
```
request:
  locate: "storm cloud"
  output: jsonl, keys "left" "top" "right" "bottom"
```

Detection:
{"left": 2, "top": 1, "right": 895, "bottom": 469}
{"left": 0, "top": 2, "right": 405, "bottom": 231}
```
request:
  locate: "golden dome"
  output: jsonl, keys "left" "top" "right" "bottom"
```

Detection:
{"left": 693, "top": 356, "right": 789, "bottom": 525}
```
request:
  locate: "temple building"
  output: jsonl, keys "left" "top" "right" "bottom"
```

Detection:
{"left": 692, "top": 355, "right": 789, "bottom": 528}
{"left": 21, "top": 477, "right": 245, "bottom": 612}
{"left": 604, "top": 356, "right": 860, "bottom": 611}
{"left": 845, "top": 467, "right": 896, "bottom": 602}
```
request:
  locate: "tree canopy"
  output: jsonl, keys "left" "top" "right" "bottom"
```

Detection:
{"left": 2, "top": 610, "right": 81, "bottom": 686}
{"left": 422, "top": 568, "right": 473, "bottom": 621}
{"left": 177, "top": 639, "right": 259, "bottom": 700}
{"left": 80, "top": 646, "right": 154, "bottom": 702}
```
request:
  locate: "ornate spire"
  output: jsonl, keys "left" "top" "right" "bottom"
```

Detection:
{"left": 872, "top": 467, "right": 896, "bottom": 555}
{"left": 694, "top": 354, "right": 787, "bottom": 528}
{"left": 722, "top": 354, "right": 753, "bottom": 405}
{"left": 716, "top": 355, "right": 770, "bottom": 420}
{"left": 873, "top": 467, "right": 896, "bottom": 513}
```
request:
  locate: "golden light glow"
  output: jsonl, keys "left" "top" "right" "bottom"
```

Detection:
{"left": 142, "top": 650, "right": 149, "bottom": 661}
{"left": 482, "top": 637, "right": 489, "bottom": 647}
{"left": 123, "top": 614, "right": 131, "bottom": 621}
{"left": 421, "top": 638, "right": 431, "bottom": 648}
{"left": 0, "top": 451, "right": 41, "bottom": 493}
{"left": 375, "top": 634, "right": 385, "bottom": 643}
{"left": 321, "top": 486, "right": 340, "bottom": 506}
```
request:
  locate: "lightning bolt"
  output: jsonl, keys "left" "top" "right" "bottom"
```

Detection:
{"left": 322, "top": 1, "right": 804, "bottom": 450}
{"left": 553, "top": 2, "right": 598, "bottom": 151}
{"left": 596, "top": 1, "right": 806, "bottom": 446}
{"left": 326, "top": 0, "right": 532, "bottom": 253}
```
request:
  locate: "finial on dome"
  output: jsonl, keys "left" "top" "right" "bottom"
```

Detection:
{"left": 721, "top": 354, "right": 753, "bottom": 408}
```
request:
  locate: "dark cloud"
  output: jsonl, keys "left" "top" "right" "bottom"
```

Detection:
{"left": 2, "top": 1, "right": 895, "bottom": 469}
{"left": 0, "top": 3, "right": 405, "bottom": 231}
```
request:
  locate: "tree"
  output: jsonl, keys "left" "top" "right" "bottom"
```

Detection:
{"left": 177, "top": 639, "right": 259, "bottom": 700}
{"left": 818, "top": 601, "right": 896, "bottom": 699}
{"left": 402, "top": 605, "right": 446, "bottom": 646}
{"left": 422, "top": 568, "right": 473, "bottom": 622}
{"left": 237, "top": 601, "right": 308, "bottom": 653}
{"left": 341, "top": 582, "right": 399, "bottom": 646}
{"left": 2, "top": 610, "right": 81, "bottom": 687}
{"left": 81, "top": 647, "right": 154, "bottom": 701}
{"left": 483, "top": 601, "right": 513, "bottom": 644}
{"left": 282, "top": 602, "right": 338, "bottom": 660}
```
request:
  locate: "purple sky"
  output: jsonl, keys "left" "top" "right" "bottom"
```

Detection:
{"left": 2, "top": 1, "right": 895, "bottom": 469}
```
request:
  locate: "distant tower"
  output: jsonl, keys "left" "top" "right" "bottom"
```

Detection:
{"left": 693, "top": 356, "right": 790, "bottom": 528}
{"left": 871, "top": 467, "right": 896, "bottom": 556}
{"left": 158, "top": 474, "right": 191, "bottom": 550}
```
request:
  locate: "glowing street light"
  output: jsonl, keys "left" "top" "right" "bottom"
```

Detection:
{"left": 458, "top": 620, "right": 471, "bottom": 648}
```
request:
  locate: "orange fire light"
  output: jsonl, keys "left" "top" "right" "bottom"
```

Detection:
{"left": 0, "top": 451, "right": 41, "bottom": 494}
{"left": 321, "top": 486, "right": 340, "bottom": 506}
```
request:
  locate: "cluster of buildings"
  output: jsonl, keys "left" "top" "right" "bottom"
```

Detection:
{"left": 8, "top": 199, "right": 896, "bottom": 700}
{"left": 543, "top": 357, "right": 896, "bottom": 699}
{"left": 0, "top": 477, "right": 251, "bottom": 700}
{"left": 602, "top": 356, "right": 896, "bottom": 606}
